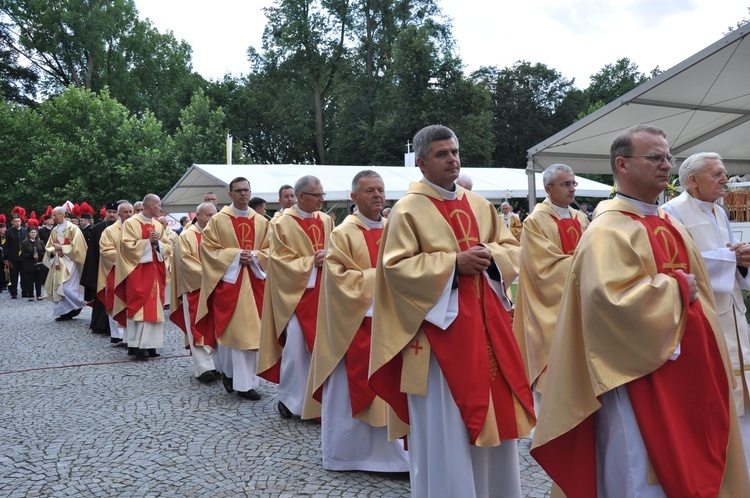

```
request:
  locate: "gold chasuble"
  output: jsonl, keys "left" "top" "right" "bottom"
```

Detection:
{"left": 195, "top": 206, "right": 270, "bottom": 351}
{"left": 43, "top": 222, "right": 88, "bottom": 301}
{"left": 97, "top": 220, "right": 123, "bottom": 315}
{"left": 303, "top": 214, "right": 386, "bottom": 425}
{"left": 513, "top": 198, "right": 588, "bottom": 392}
{"left": 257, "top": 207, "right": 334, "bottom": 383}
{"left": 369, "top": 182, "right": 534, "bottom": 446}
{"left": 170, "top": 224, "right": 204, "bottom": 347}
{"left": 530, "top": 199, "right": 750, "bottom": 498}
{"left": 113, "top": 215, "right": 170, "bottom": 326}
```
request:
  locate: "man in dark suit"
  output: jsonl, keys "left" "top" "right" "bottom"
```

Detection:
{"left": 3, "top": 212, "right": 27, "bottom": 299}
{"left": 80, "top": 202, "right": 119, "bottom": 335}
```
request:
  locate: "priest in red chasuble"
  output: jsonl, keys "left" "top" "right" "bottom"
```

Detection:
{"left": 114, "top": 194, "right": 171, "bottom": 360}
{"left": 98, "top": 201, "right": 133, "bottom": 343}
{"left": 531, "top": 125, "right": 750, "bottom": 497}
{"left": 195, "top": 178, "right": 270, "bottom": 399}
{"left": 302, "top": 170, "right": 408, "bottom": 472}
{"left": 258, "top": 175, "right": 334, "bottom": 419}
{"left": 171, "top": 201, "right": 218, "bottom": 384}
{"left": 513, "top": 163, "right": 589, "bottom": 411}
{"left": 369, "top": 125, "right": 534, "bottom": 498}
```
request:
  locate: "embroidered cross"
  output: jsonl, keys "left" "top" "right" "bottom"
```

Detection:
{"left": 409, "top": 340, "right": 424, "bottom": 355}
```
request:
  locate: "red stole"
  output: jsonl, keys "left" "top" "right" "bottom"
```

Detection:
{"left": 170, "top": 233, "right": 208, "bottom": 348}
{"left": 197, "top": 216, "right": 264, "bottom": 350}
{"left": 339, "top": 226, "right": 382, "bottom": 416}
{"left": 551, "top": 215, "right": 583, "bottom": 255}
{"left": 419, "top": 195, "right": 533, "bottom": 443}
{"left": 291, "top": 216, "right": 325, "bottom": 351}
{"left": 625, "top": 214, "right": 729, "bottom": 496}
{"left": 124, "top": 221, "right": 166, "bottom": 321}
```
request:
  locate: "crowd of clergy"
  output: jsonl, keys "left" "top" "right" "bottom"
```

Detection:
{"left": 2, "top": 123, "right": 750, "bottom": 497}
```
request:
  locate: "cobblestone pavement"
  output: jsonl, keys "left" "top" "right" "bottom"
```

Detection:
{"left": 0, "top": 295, "right": 551, "bottom": 497}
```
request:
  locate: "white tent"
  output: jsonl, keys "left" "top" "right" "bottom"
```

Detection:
{"left": 161, "top": 164, "right": 613, "bottom": 213}
{"left": 526, "top": 25, "right": 750, "bottom": 209}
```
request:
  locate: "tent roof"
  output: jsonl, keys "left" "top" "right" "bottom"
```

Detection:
{"left": 161, "top": 164, "right": 612, "bottom": 213}
{"left": 528, "top": 25, "right": 750, "bottom": 176}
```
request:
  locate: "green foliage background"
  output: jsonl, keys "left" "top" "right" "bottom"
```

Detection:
{"left": 0, "top": 0, "right": 664, "bottom": 215}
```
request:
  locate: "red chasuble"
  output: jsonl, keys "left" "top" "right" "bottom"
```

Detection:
{"left": 170, "top": 232, "right": 204, "bottom": 348}
{"left": 418, "top": 196, "right": 533, "bottom": 444}
{"left": 123, "top": 221, "right": 166, "bottom": 322}
{"left": 196, "top": 217, "right": 264, "bottom": 350}
{"left": 291, "top": 216, "right": 325, "bottom": 351}
{"left": 341, "top": 226, "right": 382, "bottom": 417}
{"left": 625, "top": 214, "right": 729, "bottom": 497}
{"left": 551, "top": 216, "right": 583, "bottom": 255}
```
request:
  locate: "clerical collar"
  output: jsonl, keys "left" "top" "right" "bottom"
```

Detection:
{"left": 615, "top": 193, "right": 659, "bottom": 216}
{"left": 137, "top": 213, "right": 153, "bottom": 222}
{"left": 693, "top": 197, "right": 718, "bottom": 214}
{"left": 230, "top": 203, "right": 249, "bottom": 217}
{"left": 56, "top": 221, "right": 68, "bottom": 231}
{"left": 547, "top": 198, "right": 571, "bottom": 218}
{"left": 293, "top": 205, "right": 315, "bottom": 219}
{"left": 421, "top": 177, "right": 457, "bottom": 200}
{"left": 356, "top": 210, "right": 382, "bottom": 228}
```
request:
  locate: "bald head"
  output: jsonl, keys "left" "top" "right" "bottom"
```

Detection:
{"left": 142, "top": 194, "right": 162, "bottom": 218}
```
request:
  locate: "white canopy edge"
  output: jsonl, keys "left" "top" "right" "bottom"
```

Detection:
{"left": 161, "top": 164, "right": 612, "bottom": 213}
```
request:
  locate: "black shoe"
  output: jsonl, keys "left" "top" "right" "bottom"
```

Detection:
{"left": 277, "top": 401, "right": 293, "bottom": 419}
{"left": 36, "top": 297, "right": 43, "bottom": 301}
{"left": 132, "top": 349, "right": 149, "bottom": 360}
{"left": 11, "top": 295, "right": 17, "bottom": 300}
{"left": 222, "top": 373, "right": 234, "bottom": 393}
{"left": 127, "top": 347, "right": 136, "bottom": 356}
{"left": 147, "top": 349, "right": 160, "bottom": 358}
{"left": 238, "top": 389, "right": 261, "bottom": 400}
{"left": 28, "top": 298, "right": 34, "bottom": 302}
{"left": 110, "top": 337, "right": 123, "bottom": 344}
{"left": 196, "top": 370, "right": 217, "bottom": 383}
{"left": 70, "top": 308, "right": 82, "bottom": 318}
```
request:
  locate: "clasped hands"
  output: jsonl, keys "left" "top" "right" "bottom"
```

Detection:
{"left": 456, "top": 245, "right": 492, "bottom": 275}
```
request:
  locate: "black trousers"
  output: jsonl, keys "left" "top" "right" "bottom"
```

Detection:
{"left": 22, "top": 269, "right": 44, "bottom": 298}
{"left": 8, "top": 262, "right": 21, "bottom": 296}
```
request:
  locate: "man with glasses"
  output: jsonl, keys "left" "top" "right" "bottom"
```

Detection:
{"left": 114, "top": 194, "right": 170, "bottom": 360}
{"left": 194, "top": 178, "right": 270, "bottom": 399}
{"left": 259, "top": 175, "right": 334, "bottom": 419}
{"left": 513, "top": 163, "right": 589, "bottom": 413}
{"left": 532, "top": 125, "right": 750, "bottom": 496}
{"left": 663, "top": 152, "right": 750, "bottom": 469}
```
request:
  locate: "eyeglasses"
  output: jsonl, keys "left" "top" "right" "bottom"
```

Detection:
{"left": 302, "top": 192, "right": 326, "bottom": 199}
{"left": 232, "top": 188, "right": 250, "bottom": 194}
{"left": 622, "top": 153, "right": 676, "bottom": 167}
{"left": 551, "top": 181, "right": 578, "bottom": 188}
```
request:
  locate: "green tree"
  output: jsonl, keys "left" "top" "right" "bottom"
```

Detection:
{"left": 254, "top": 0, "right": 352, "bottom": 164}
{"left": 0, "top": 22, "right": 38, "bottom": 105}
{"left": 582, "top": 58, "right": 649, "bottom": 112}
{"left": 0, "top": 100, "right": 44, "bottom": 211}
{"left": 473, "top": 61, "right": 579, "bottom": 167}
{"left": 173, "top": 89, "right": 234, "bottom": 170}
{"left": 17, "top": 86, "right": 175, "bottom": 210}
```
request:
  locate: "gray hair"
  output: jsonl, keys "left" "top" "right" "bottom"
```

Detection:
{"left": 195, "top": 201, "right": 215, "bottom": 214}
{"left": 118, "top": 202, "right": 133, "bottom": 213}
{"left": 679, "top": 152, "right": 723, "bottom": 189}
{"left": 294, "top": 175, "right": 321, "bottom": 196}
{"left": 500, "top": 201, "right": 511, "bottom": 209}
{"left": 52, "top": 206, "right": 66, "bottom": 215}
{"left": 542, "top": 164, "right": 573, "bottom": 186}
{"left": 413, "top": 125, "right": 459, "bottom": 160}
{"left": 610, "top": 124, "right": 667, "bottom": 176}
{"left": 351, "top": 170, "right": 382, "bottom": 192}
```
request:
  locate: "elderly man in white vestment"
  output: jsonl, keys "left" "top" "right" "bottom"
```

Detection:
{"left": 44, "top": 206, "right": 88, "bottom": 321}
{"left": 303, "top": 170, "right": 408, "bottom": 472}
{"left": 663, "top": 151, "right": 750, "bottom": 468}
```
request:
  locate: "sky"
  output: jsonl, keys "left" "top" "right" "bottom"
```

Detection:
{"left": 134, "top": 0, "right": 750, "bottom": 88}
